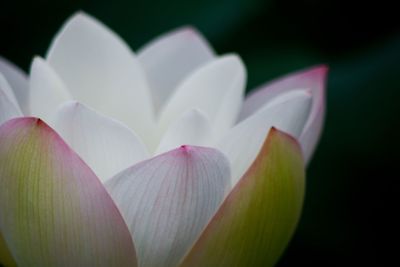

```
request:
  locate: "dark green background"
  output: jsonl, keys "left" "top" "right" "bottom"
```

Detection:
{"left": 1, "top": 0, "right": 399, "bottom": 266}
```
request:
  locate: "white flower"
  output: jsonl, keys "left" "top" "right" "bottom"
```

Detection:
{"left": 0, "top": 12, "right": 327, "bottom": 267}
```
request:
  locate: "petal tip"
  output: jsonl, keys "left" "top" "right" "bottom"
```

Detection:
{"left": 68, "top": 10, "right": 95, "bottom": 25}
{"left": 179, "top": 144, "right": 191, "bottom": 153}
{"left": 178, "top": 25, "right": 201, "bottom": 37}
{"left": 0, "top": 117, "right": 49, "bottom": 135}
{"left": 164, "top": 144, "right": 224, "bottom": 160}
{"left": 171, "top": 144, "right": 197, "bottom": 157}
{"left": 29, "top": 56, "right": 46, "bottom": 72}
{"left": 223, "top": 53, "right": 243, "bottom": 65}
{"left": 307, "top": 64, "right": 329, "bottom": 79}
{"left": 315, "top": 63, "right": 329, "bottom": 72}
{"left": 269, "top": 127, "right": 303, "bottom": 155}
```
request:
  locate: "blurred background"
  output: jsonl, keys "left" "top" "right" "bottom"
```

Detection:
{"left": 1, "top": 0, "right": 398, "bottom": 266}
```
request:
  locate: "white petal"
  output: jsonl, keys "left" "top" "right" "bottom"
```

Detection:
{"left": 46, "top": 12, "right": 155, "bottom": 145}
{"left": 239, "top": 66, "right": 328, "bottom": 164}
{"left": 0, "top": 56, "right": 29, "bottom": 114}
{"left": 211, "top": 68, "right": 246, "bottom": 141}
{"left": 0, "top": 73, "right": 20, "bottom": 108}
{"left": 158, "top": 54, "right": 246, "bottom": 134}
{"left": 53, "top": 102, "right": 149, "bottom": 183}
{"left": 138, "top": 26, "right": 215, "bottom": 113}
{"left": 156, "top": 109, "right": 211, "bottom": 154}
{"left": 0, "top": 74, "right": 23, "bottom": 125}
{"left": 105, "top": 146, "right": 230, "bottom": 267}
{"left": 29, "top": 57, "right": 72, "bottom": 123}
{"left": 218, "top": 90, "right": 312, "bottom": 185}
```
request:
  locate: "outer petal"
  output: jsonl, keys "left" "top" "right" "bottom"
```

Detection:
{"left": 155, "top": 109, "right": 212, "bottom": 154}
{"left": 46, "top": 12, "right": 155, "bottom": 145}
{"left": 0, "top": 118, "right": 137, "bottom": 267}
{"left": 53, "top": 102, "right": 149, "bottom": 183}
{"left": 239, "top": 65, "right": 328, "bottom": 163}
{"left": 0, "top": 74, "right": 22, "bottom": 125}
{"left": 158, "top": 54, "right": 246, "bottom": 134}
{"left": 106, "top": 146, "right": 230, "bottom": 267}
{"left": 180, "top": 128, "right": 305, "bottom": 267}
{"left": 218, "top": 90, "right": 311, "bottom": 185}
{"left": 0, "top": 56, "right": 29, "bottom": 114}
{"left": 29, "top": 57, "right": 72, "bottom": 122}
{"left": 138, "top": 26, "right": 215, "bottom": 113}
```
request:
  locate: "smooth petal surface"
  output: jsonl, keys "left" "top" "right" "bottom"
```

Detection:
{"left": 0, "top": 118, "right": 137, "bottom": 267}
{"left": 106, "top": 146, "right": 230, "bottom": 267}
{"left": 0, "top": 56, "right": 29, "bottom": 114}
{"left": 0, "top": 74, "right": 20, "bottom": 108}
{"left": 46, "top": 12, "right": 155, "bottom": 144}
{"left": 211, "top": 68, "right": 246, "bottom": 140}
{"left": 138, "top": 26, "right": 215, "bottom": 113}
{"left": 29, "top": 57, "right": 72, "bottom": 122}
{"left": 239, "top": 65, "right": 328, "bottom": 163}
{"left": 0, "top": 74, "right": 22, "bottom": 125}
{"left": 156, "top": 109, "right": 211, "bottom": 154}
{"left": 158, "top": 54, "right": 246, "bottom": 134}
{"left": 218, "top": 90, "right": 311, "bottom": 185}
{"left": 53, "top": 102, "right": 149, "bottom": 183}
{"left": 180, "top": 128, "right": 305, "bottom": 267}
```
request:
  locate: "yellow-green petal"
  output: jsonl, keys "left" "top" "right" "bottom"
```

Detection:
{"left": 180, "top": 128, "right": 305, "bottom": 267}
{"left": 0, "top": 118, "right": 137, "bottom": 267}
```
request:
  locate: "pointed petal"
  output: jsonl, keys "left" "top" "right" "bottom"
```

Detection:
{"left": 29, "top": 57, "right": 72, "bottom": 122}
{"left": 180, "top": 128, "right": 305, "bottom": 267}
{"left": 158, "top": 54, "right": 246, "bottom": 134}
{"left": 0, "top": 118, "right": 137, "bottom": 267}
{"left": 53, "top": 102, "right": 149, "bottom": 183}
{"left": 218, "top": 90, "right": 311, "bottom": 185}
{"left": 106, "top": 146, "right": 230, "bottom": 267}
{"left": 239, "top": 65, "right": 328, "bottom": 163}
{"left": 46, "top": 12, "right": 155, "bottom": 144}
{"left": 0, "top": 74, "right": 22, "bottom": 125}
{"left": 156, "top": 109, "right": 212, "bottom": 154}
{"left": 0, "top": 56, "right": 29, "bottom": 114}
{"left": 138, "top": 26, "right": 215, "bottom": 112}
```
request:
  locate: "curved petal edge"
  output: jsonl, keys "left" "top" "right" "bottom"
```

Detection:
{"left": 239, "top": 65, "right": 328, "bottom": 164}
{"left": 180, "top": 128, "right": 305, "bottom": 267}
{"left": 0, "top": 118, "right": 137, "bottom": 267}
{"left": 106, "top": 145, "right": 230, "bottom": 267}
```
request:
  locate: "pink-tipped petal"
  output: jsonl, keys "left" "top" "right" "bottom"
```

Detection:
{"left": 29, "top": 57, "right": 72, "bottom": 122}
{"left": 105, "top": 146, "right": 230, "bottom": 267}
{"left": 53, "top": 102, "right": 149, "bottom": 183}
{"left": 46, "top": 12, "right": 155, "bottom": 146}
{"left": 0, "top": 74, "right": 22, "bottom": 125}
{"left": 218, "top": 90, "right": 311, "bottom": 185}
{"left": 0, "top": 118, "right": 137, "bottom": 267}
{"left": 138, "top": 26, "right": 215, "bottom": 113}
{"left": 239, "top": 65, "right": 328, "bottom": 163}
{"left": 180, "top": 128, "right": 305, "bottom": 267}
{"left": 0, "top": 56, "right": 29, "bottom": 114}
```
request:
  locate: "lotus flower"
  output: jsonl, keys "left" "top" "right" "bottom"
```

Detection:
{"left": 0, "top": 12, "right": 327, "bottom": 267}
